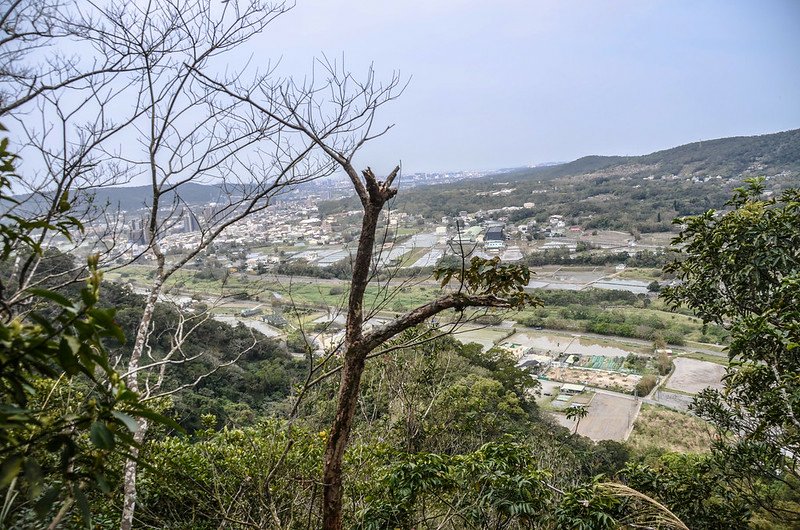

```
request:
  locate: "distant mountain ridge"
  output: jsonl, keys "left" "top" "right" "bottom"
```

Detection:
{"left": 57, "top": 128, "right": 799, "bottom": 212}
{"left": 485, "top": 128, "right": 800, "bottom": 184}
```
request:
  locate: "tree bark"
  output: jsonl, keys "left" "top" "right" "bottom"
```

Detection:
{"left": 120, "top": 276, "right": 162, "bottom": 530}
{"left": 321, "top": 347, "right": 367, "bottom": 530}
{"left": 120, "top": 420, "right": 148, "bottom": 530}
{"left": 321, "top": 168, "right": 389, "bottom": 530}
{"left": 318, "top": 167, "right": 527, "bottom": 529}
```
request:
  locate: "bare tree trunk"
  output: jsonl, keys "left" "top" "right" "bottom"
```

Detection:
{"left": 321, "top": 351, "right": 367, "bottom": 530}
{"left": 316, "top": 168, "right": 538, "bottom": 529}
{"left": 120, "top": 420, "right": 148, "bottom": 530}
{"left": 322, "top": 194, "right": 384, "bottom": 530}
{"left": 120, "top": 276, "right": 162, "bottom": 530}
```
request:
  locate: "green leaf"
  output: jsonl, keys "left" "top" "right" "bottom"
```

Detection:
{"left": 89, "top": 422, "right": 115, "bottom": 450}
{"left": 34, "top": 486, "right": 61, "bottom": 518}
{"left": 27, "top": 288, "right": 73, "bottom": 308}
{"left": 24, "top": 458, "right": 43, "bottom": 498}
{"left": 73, "top": 486, "right": 91, "bottom": 529}
{"left": 112, "top": 411, "right": 139, "bottom": 433}
{"left": 0, "top": 455, "right": 24, "bottom": 489}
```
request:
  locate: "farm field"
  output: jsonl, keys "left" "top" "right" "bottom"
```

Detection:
{"left": 627, "top": 405, "right": 713, "bottom": 453}
{"left": 555, "top": 392, "right": 640, "bottom": 442}
{"left": 452, "top": 326, "right": 512, "bottom": 351}
{"left": 545, "top": 366, "right": 641, "bottom": 393}
{"left": 665, "top": 357, "right": 725, "bottom": 394}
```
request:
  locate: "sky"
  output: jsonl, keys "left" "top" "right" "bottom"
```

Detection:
{"left": 250, "top": 0, "right": 800, "bottom": 174}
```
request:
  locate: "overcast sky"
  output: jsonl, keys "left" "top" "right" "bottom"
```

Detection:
{"left": 252, "top": 0, "right": 800, "bottom": 174}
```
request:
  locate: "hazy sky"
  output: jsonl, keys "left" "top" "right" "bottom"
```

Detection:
{"left": 253, "top": 0, "right": 800, "bottom": 173}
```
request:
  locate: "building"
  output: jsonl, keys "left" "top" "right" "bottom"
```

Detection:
{"left": 240, "top": 306, "right": 263, "bottom": 318}
{"left": 485, "top": 240, "right": 505, "bottom": 250}
{"left": 182, "top": 209, "right": 201, "bottom": 232}
{"left": 485, "top": 225, "right": 505, "bottom": 242}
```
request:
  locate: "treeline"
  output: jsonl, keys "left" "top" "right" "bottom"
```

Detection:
{"left": 517, "top": 307, "right": 689, "bottom": 345}
{"left": 274, "top": 258, "right": 352, "bottom": 280}
{"left": 525, "top": 248, "right": 681, "bottom": 268}
{"left": 517, "top": 288, "right": 729, "bottom": 345}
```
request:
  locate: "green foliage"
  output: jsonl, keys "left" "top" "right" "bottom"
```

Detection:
{"left": 517, "top": 297, "right": 699, "bottom": 345}
{"left": 0, "top": 128, "right": 171, "bottom": 526}
{"left": 0, "top": 128, "right": 81, "bottom": 261}
{"left": 553, "top": 480, "right": 621, "bottom": 530}
{"left": 621, "top": 454, "right": 750, "bottom": 529}
{"left": 634, "top": 375, "right": 658, "bottom": 397}
{"left": 102, "top": 422, "right": 326, "bottom": 529}
{"left": 434, "top": 256, "right": 540, "bottom": 309}
{"left": 360, "top": 440, "right": 552, "bottom": 529}
{"left": 663, "top": 178, "right": 800, "bottom": 523}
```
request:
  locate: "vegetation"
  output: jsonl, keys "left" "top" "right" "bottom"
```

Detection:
{"left": 627, "top": 406, "right": 712, "bottom": 454}
{"left": 3, "top": 169, "right": 797, "bottom": 530}
{"left": 0, "top": 130, "right": 169, "bottom": 527}
{"left": 663, "top": 178, "right": 800, "bottom": 525}
{"left": 1, "top": 0, "right": 797, "bottom": 524}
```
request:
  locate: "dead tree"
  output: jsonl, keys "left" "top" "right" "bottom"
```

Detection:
{"left": 200, "top": 63, "right": 541, "bottom": 529}
{"left": 0, "top": 1, "right": 342, "bottom": 527}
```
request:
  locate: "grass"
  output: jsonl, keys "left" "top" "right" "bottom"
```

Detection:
{"left": 627, "top": 404, "right": 713, "bottom": 454}
{"left": 682, "top": 351, "right": 729, "bottom": 366}
{"left": 616, "top": 267, "right": 663, "bottom": 280}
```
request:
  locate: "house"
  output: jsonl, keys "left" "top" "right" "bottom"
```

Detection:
{"left": 485, "top": 225, "right": 505, "bottom": 242}
{"left": 560, "top": 383, "right": 586, "bottom": 394}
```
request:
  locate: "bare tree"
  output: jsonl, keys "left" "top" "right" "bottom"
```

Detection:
{"left": 5, "top": 3, "right": 539, "bottom": 527}
{"left": 1, "top": 1, "right": 356, "bottom": 527}
{"left": 202, "top": 66, "right": 542, "bottom": 529}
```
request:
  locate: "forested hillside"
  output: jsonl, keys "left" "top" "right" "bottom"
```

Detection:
{"left": 2, "top": 1, "right": 798, "bottom": 528}
{"left": 321, "top": 129, "right": 800, "bottom": 231}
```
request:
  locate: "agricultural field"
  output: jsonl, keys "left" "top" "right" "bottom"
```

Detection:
{"left": 452, "top": 326, "right": 513, "bottom": 351}
{"left": 627, "top": 405, "right": 713, "bottom": 453}
{"left": 665, "top": 357, "right": 725, "bottom": 394}
{"left": 544, "top": 366, "right": 642, "bottom": 393}
{"left": 555, "top": 392, "right": 640, "bottom": 442}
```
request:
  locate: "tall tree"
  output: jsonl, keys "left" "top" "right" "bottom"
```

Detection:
{"left": 663, "top": 178, "right": 800, "bottom": 524}
{"left": 204, "top": 70, "right": 543, "bottom": 528}
{"left": 0, "top": 2, "right": 353, "bottom": 527}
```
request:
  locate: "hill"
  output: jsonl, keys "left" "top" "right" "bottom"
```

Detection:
{"left": 19, "top": 129, "right": 796, "bottom": 222}
{"left": 502, "top": 128, "right": 800, "bottom": 183}
{"left": 319, "top": 128, "right": 800, "bottom": 230}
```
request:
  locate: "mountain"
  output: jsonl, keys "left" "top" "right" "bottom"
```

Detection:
{"left": 318, "top": 128, "right": 800, "bottom": 230}
{"left": 20, "top": 128, "right": 796, "bottom": 216}
{"left": 487, "top": 128, "right": 800, "bottom": 184}
{"left": 88, "top": 183, "right": 231, "bottom": 212}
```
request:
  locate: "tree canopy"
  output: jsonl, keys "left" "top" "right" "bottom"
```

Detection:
{"left": 663, "top": 178, "right": 800, "bottom": 523}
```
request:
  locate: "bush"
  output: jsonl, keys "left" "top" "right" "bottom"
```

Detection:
{"left": 635, "top": 375, "right": 658, "bottom": 396}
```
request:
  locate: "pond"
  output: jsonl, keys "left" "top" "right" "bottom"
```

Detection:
{"left": 506, "top": 331, "right": 632, "bottom": 357}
